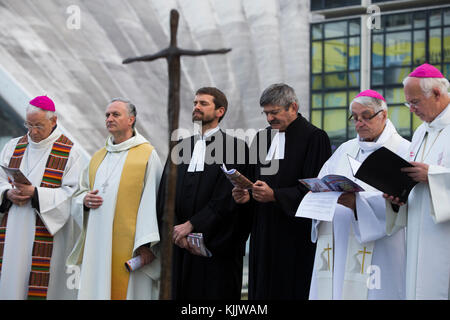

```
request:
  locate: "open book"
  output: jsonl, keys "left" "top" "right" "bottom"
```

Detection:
{"left": 1, "top": 165, "right": 32, "bottom": 185}
{"left": 299, "top": 174, "right": 364, "bottom": 193}
{"left": 347, "top": 146, "right": 418, "bottom": 203}
{"left": 187, "top": 233, "right": 212, "bottom": 257}
{"left": 221, "top": 164, "right": 253, "bottom": 190}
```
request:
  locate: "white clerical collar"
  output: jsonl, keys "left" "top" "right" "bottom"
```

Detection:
{"left": 106, "top": 129, "right": 148, "bottom": 153}
{"left": 188, "top": 126, "right": 221, "bottom": 172}
{"left": 265, "top": 131, "right": 285, "bottom": 161}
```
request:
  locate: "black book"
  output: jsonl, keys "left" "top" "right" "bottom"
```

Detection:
{"left": 348, "top": 146, "right": 418, "bottom": 203}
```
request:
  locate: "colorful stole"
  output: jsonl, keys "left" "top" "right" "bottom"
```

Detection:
{"left": 0, "top": 134, "right": 73, "bottom": 300}
{"left": 88, "top": 143, "right": 153, "bottom": 300}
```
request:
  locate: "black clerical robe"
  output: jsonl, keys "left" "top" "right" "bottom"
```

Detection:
{"left": 247, "top": 114, "right": 331, "bottom": 299}
{"left": 157, "top": 129, "right": 249, "bottom": 300}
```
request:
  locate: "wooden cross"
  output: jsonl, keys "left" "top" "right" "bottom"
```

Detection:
{"left": 323, "top": 243, "right": 332, "bottom": 271}
{"left": 123, "top": 9, "right": 231, "bottom": 300}
{"left": 358, "top": 246, "right": 372, "bottom": 274}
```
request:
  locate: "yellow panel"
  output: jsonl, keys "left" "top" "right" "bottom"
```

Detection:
{"left": 324, "top": 109, "right": 346, "bottom": 139}
{"left": 311, "top": 75, "right": 322, "bottom": 90}
{"left": 414, "top": 31, "right": 426, "bottom": 65}
{"left": 312, "top": 42, "right": 323, "bottom": 73}
{"left": 444, "top": 28, "right": 450, "bottom": 62}
{"left": 311, "top": 110, "right": 323, "bottom": 129}
{"left": 348, "top": 71, "right": 359, "bottom": 87}
{"left": 349, "top": 37, "right": 360, "bottom": 70}
{"left": 385, "top": 32, "right": 412, "bottom": 66}
{"left": 349, "top": 90, "right": 359, "bottom": 101}
{"left": 311, "top": 94, "right": 322, "bottom": 109}
{"left": 324, "top": 73, "right": 347, "bottom": 89}
{"left": 385, "top": 88, "right": 405, "bottom": 105}
{"left": 324, "top": 39, "right": 347, "bottom": 72}
{"left": 389, "top": 106, "right": 410, "bottom": 129}
{"left": 429, "top": 29, "right": 442, "bottom": 64}
{"left": 325, "top": 92, "right": 347, "bottom": 108}
{"left": 372, "top": 35, "right": 384, "bottom": 68}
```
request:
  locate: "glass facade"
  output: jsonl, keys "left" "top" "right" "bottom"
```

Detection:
{"left": 0, "top": 95, "right": 26, "bottom": 151}
{"left": 310, "top": 5, "right": 450, "bottom": 150}
{"left": 371, "top": 7, "right": 450, "bottom": 139}
{"left": 310, "top": 18, "right": 361, "bottom": 151}
{"left": 311, "top": 0, "right": 361, "bottom": 11}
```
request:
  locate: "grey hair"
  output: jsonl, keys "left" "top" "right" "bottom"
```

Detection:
{"left": 26, "top": 105, "right": 56, "bottom": 119}
{"left": 109, "top": 97, "right": 137, "bottom": 128}
{"left": 402, "top": 77, "right": 450, "bottom": 98}
{"left": 259, "top": 83, "right": 299, "bottom": 108}
{"left": 349, "top": 96, "right": 387, "bottom": 113}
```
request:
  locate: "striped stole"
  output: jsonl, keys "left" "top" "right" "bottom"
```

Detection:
{"left": 0, "top": 134, "right": 73, "bottom": 300}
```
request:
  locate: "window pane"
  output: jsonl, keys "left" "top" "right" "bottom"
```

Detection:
{"left": 413, "top": 30, "right": 426, "bottom": 65}
{"left": 385, "top": 67, "right": 410, "bottom": 85}
{"left": 429, "top": 28, "right": 442, "bottom": 64}
{"left": 348, "top": 71, "right": 359, "bottom": 87}
{"left": 372, "top": 34, "right": 384, "bottom": 68}
{"left": 445, "top": 8, "right": 450, "bottom": 26}
{"left": 388, "top": 106, "right": 411, "bottom": 137}
{"left": 429, "top": 10, "right": 442, "bottom": 27}
{"left": 312, "top": 42, "right": 323, "bottom": 73}
{"left": 385, "top": 88, "right": 405, "bottom": 105}
{"left": 324, "top": 0, "right": 360, "bottom": 10}
{"left": 349, "top": 20, "right": 360, "bottom": 36}
{"left": 347, "top": 122, "right": 357, "bottom": 140}
{"left": 311, "top": 75, "right": 323, "bottom": 90}
{"left": 372, "top": 69, "right": 383, "bottom": 86}
{"left": 324, "top": 21, "right": 347, "bottom": 39}
{"left": 312, "top": 24, "right": 323, "bottom": 40}
{"left": 310, "top": 0, "right": 322, "bottom": 11}
{"left": 370, "top": 69, "right": 384, "bottom": 86}
{"left": 324, "top": 109, "right": 347, "bottom": 140}
{"left": 311, "top": 94, "right": 323, "bottom": 109}
{"left": 414, "top": 12, "right": 426, "bottom": 29}
{"left": 385, "top": 13, "right": 412, "bottom": 32}
{"left": 349, "top": 37, "right": 360, "bottom": 70}
{"left": 324, "top": 92, "right": 347, "bottom": 108}
{"left": 444, "top": 64, "right": 450, "bottom": 78}
{"left": 311, "top": 110, "right": 322, "bottom": 128}
{"left": 444, "top": 28, "right": 450, "bottom": 62}
{"left": 385, "top": 32, "right": 412, "bottom": 67}
{"left": 324, "top": 39, "right": 347, "bottom": 72}
{"left": 324, "top": 73, "right": 347, "bottom": 89}
{"left": 349, "top": 90, "right": 359, "bottom": 102}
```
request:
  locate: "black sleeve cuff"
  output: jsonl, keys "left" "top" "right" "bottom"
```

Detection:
{"left": 31, "top": 187, "right": 40, "bottom": 212}
{"left": 0, "top": 190, "right": 13, "bottom": 213}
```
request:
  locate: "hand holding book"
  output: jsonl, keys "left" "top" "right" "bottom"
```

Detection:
{"left": 221, "top": 164, "right": 253, "bottom": 190}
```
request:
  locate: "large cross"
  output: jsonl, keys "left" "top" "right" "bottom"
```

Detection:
{"left": 358, "top": 246, "right": 372, "bottom": 274}
{"left": 123, "top": 9, "right": 231, "bottom": 300}
{"left": 323, "top": 243, "right": 332, "bottom": 271}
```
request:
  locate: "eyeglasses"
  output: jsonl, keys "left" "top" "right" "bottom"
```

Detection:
{"left": 348, "top": 110, "right": 383, "bottom": 123}
{"left": 23, "top": 122, "right": 45, "bottom": 131}
{"left": 404, "top": 101, "right": 419, "bottom": 109}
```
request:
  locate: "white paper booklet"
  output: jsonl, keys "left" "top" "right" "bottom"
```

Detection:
{"left": 295, "top": 191, "right": 342, "bottom": 222}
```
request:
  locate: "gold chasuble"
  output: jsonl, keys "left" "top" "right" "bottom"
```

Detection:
{"left": 88, "top": 143, "right": 153, "bottom": 300}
